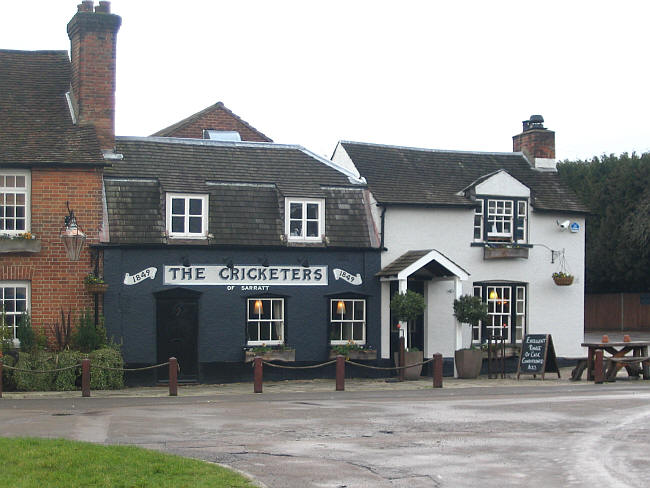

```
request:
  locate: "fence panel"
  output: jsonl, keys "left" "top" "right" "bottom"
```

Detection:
{"left": 585, "top": 293, "right": 650, "bottom": 331}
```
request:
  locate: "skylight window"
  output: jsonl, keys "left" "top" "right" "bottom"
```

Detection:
{"left": 202, "top": 130, "right": 242, "bottom": 142}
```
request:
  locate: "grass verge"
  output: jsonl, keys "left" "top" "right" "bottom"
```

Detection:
{"left": 0, "top": 437, "right": 256, "bottom": 488}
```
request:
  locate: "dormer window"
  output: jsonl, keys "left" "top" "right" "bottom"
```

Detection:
{"left": 166, "top": 193, "right": 208, "bottom": 238}
{"left": 285, "top": 198, "right": 324, "bottom": 242}
{"left": 474, "top": 197, "right": 527, "bottom": 243}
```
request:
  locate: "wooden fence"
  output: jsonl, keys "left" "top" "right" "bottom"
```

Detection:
{"left": 585, "top": 293, "right": 650, "bottom": 331}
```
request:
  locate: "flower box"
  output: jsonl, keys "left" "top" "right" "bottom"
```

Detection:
{"left": 85, "top": 283, "right": 109, "bottom": 294}
{"left": 484, "top": 246, "right": 529, "bottom": 260}
{"left": 0, "top": 238, "right": 41, "bottom": 254}
{"left": 329, "top": 348, "right": 377, "bottom": 361}
{"left": 553, "top": 275, "right": 574, "bottom": 286}
{"left": 244, "top": 348, "right": 295, "bottom": 363}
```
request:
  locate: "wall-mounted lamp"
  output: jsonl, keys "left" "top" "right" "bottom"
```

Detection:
{"left": 299, "top": 257, "right": 310, "bottom": 268}
{"left": 254, "top": 299, "right": 263, "bottom": 316}
{"left": 489, "top": 290, "right": 498, "bottom": 300}
{"left": 181, "top": 256, "right": 191, "bottom": 267}
{"left": 336, "top": 300, "right": 346, "bottom": 315}
{"left": 60, "top": 202, "right": 86, "bottom": 261}
{"left": 225, "top": 258, "right": 235, "bottom": 270}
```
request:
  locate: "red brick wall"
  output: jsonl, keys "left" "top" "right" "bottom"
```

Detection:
{"left": 0, "top": 167, "right": 104, "bottom": 336}
{"left": 165, "top": 107, "right": 272, "bottom": 142}
{"left": 67, "top": 7, "right": 121, "bottom": 151}
{"left": 513, "top": 129, "right": 555, "bottom": 160}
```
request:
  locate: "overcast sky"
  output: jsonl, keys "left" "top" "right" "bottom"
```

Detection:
{"left": 3, "top": 0, "right": 649, "bottom": 160}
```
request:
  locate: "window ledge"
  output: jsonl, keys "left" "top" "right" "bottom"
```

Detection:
{"left": 0, "top": 238, "right": 41, "bottom": 254}
{"left": 483, "top": 245, "right": 529, "bottom": 260}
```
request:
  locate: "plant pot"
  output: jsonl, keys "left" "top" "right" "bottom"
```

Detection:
{"left": 85, "top": 283, "right": 109, "bottom": 294}
{"left": 393, "top": 350, "right": 424, "bottom": 380}
{"left": 329, "top": 349, "right": 377, "bottom": 361}
{"left": 553, "top": 275, "right": 574, "bottom": 286}
{"left": 244, "top": 348, "right": 295, "bottom": 363}
{"left": 454, "top": 349, "right": 483, "bottom": 378}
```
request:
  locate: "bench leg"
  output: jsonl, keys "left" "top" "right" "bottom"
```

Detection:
{"left": 570, "top": 360, "right": 587, "bottom": 381}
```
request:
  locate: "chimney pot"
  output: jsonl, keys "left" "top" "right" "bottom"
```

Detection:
{"left": 96, "top": 1, "right": 110, "bottom": 13}
{"left": 80, "top": 1, "right": 94, "bottom": 12}
{"left": 513, "top": 114, "right": 556, "bottom": 169}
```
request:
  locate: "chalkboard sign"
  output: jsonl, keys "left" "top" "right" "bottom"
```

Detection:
{"left": 516, "top": 334, "right": 560, "bottom": 379}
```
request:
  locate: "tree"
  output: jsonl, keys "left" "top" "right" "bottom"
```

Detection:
{"left": 558, "top": 152, "right": 650, "bottom": 293}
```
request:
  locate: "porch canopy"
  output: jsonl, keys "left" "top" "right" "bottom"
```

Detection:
{"left": 377, "top": 249, "right": 469, "bottom": 288}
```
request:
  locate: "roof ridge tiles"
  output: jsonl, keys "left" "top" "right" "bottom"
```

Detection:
{"left": 339, "top": 140, "right": 526, "bottom": 158}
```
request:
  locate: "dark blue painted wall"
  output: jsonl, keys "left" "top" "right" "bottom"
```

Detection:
{"left": 103, "top": 247, "right": 381, "bottom": 368}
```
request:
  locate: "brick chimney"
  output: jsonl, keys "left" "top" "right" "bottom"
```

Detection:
{"left": 512, "top": 115, "right": 556, "bottom": 170}
{"left": 67, "top": 1, "right": 121, "bottom": 152}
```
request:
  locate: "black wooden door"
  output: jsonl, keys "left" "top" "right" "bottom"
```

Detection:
{"left": 156, "top": 296, "right": 198, "bottom": 381}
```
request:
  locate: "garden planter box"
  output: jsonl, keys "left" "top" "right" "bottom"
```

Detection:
{"left": 0, "top": 239, "right": 41, "bottom": 254}
{"left": 85, "top": 283, "right": 109, "bottom": 294}
{"left": 484, "top": 246, "right": 529, "bottom": 260}
{"left": 393, "top": 350, "right": 424, "bottom": 380}
{"left": 482, "top": 345, "right": 520, "bottom": 359}
{"left": 329, "top": 349, "right": 377, "bottom": 361}
{"left": 455, "top": 349, "right": 483, "bottom": 378}
{"left": 244, "top": 348, "right": 295, "bottom": 363}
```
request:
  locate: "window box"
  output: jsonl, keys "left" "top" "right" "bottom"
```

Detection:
{"left": 244, "top": 347, "right": 295, "bottom": 363}
{"left": 329, "top": 348, "right": 377, "bottom": 361}
{"left": 481, "top": 343, "right": 521, "bottom": 359}
{"left": 483, "top": 245, "right": 529, "bottom": 260}
{"left": 0, "top": 238, "right": 41, "bottom": 254}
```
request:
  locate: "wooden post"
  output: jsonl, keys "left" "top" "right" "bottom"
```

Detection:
{"left": 254, "top": 356, "right": 263, "bottom": 393}
{"left": 399, "top": 336, "right": 406, "bottom": 382}
{"left": 168, "top": 357, "right": 178, "bottom": 396}
{"left": 336, "top": 355, "right": 345, "bottom": 391}
{"left": 0, "top": 360, "right": 3, "bottom": 398}
{"left": 82, "top": 358, "right": 91, "bottom": 397}
{"left": 594, "top": 350, "right": 604, "bottom": 384}
{"left": 433, "top": 353, "right": 443, "bottom": 388}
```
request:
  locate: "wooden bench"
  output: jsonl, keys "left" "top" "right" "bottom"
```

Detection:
{"left": 606, "top": 356, "right": 650, "bottom": 380}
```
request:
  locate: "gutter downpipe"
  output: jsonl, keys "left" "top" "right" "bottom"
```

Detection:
{"left": 379, "top": 204, "right": 387, "bottom": 251}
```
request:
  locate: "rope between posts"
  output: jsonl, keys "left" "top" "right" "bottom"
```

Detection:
{"left": 262, "top": 359, "right": 337, "bottom": 370}
{"left": 90, "top": 361, "right": 176, "bottom": 372}
{"left": 1, "top": 363, "right": 80, "bottom": 374}
{"left": 346, "top": 358, "right": 435, "bottom": 371}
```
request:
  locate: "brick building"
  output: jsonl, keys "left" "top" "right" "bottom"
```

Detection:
{"left": 0, "top": 2, "right": 120, "bottom": 341}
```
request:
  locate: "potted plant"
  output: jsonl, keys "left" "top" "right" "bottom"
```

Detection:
{"left": 84, "top": 273, "right": 109, "bottom": 293}
{"left": 329, "top": 340, "right": 377, "bottom": 360}
{"left": 552, "top": 271, "right": 574, "bottom": 286}
{"left": 390, "top": 290, "right": 426, "bottom": 379}
{"left": 453, "top": 295, "right": 489, "bottom": 378}
{"left": 243, "top": 344, "right": 296, "bottom": 363}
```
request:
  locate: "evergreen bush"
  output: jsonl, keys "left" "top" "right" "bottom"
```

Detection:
{"left": 89, "top": 347, "right": 124, "bottom": 390}
{"left": 71, "top": 310, "right": 106, "bottom": 353}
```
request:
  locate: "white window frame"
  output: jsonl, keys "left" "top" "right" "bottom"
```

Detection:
{"left": 0, "top": 281, "right": 30, "bottom": 340}
{"left": 486, "top": 199, "right": 514, "bottom": 240}
{"left": 0, "top": 170, "right": 30, "bottom": 235}
{"left": 285, "top": 198, "right": 324, "bottom": 242}
{"left": 166, "top": 193, "right": 209, "bottom": 239}
{"left": 246, "top": 297, "right": 285, "bottom": 346}
{"left": 473, "top": 200, "right": 484, "bottom": 242}
{"left": 472, "top": 282, "right": 527, "bottom": 345}
{"left": 330, "top": 298, "right": 366, "bottom": 345}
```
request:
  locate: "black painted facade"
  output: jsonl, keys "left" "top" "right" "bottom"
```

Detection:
{"left": 103, "top": 246, "right": 381, "bottom": 384}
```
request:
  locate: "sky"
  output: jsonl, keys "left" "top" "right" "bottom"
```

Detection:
{"left": 2, "top": 0, "right": 650, "bottom": 160}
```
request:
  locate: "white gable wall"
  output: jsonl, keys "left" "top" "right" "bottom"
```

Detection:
{"left": 474, "top": 171, "right": 530, "bottom": 198}
{"left": 382, "top": 205, "right": 585, "bottom": 358}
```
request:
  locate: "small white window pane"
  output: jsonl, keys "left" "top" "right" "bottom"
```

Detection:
{"left": 188, "top": 217, "right": 202, "bottom": 233}
{"left": 171, "top": 198, "right": 184, "bottom": 214}
{"left": 290, "top": 203, "right": 302, "bottom": 219}
{"left": 6, "top": 176, "right": 15, "bottom": 187}
{"left": 189, "top": 199, "right": 202, "bottom": 215}
{"left": 306, "top": 203, "right": 319, "bottom": 219}
{"left": 171, "top": 216, "right": 184, "bottom": 233}
{"left": 306, "top": 221, "right": 318, "bottom": 237}
{"left": 15, "top": 176, "right": 25, "bottom": 187}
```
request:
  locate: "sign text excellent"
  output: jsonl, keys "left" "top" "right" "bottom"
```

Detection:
{"left": 164, "top": 265, "right": 328, "bottom": 287}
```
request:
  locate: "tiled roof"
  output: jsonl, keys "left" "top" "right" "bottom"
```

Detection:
{"left": 151, "top": 102, "right": 273, "bottom": 142}
{"left": 0, "top": 50, "right": 104, "bottom": 166}
{"left": 339, "top": 141, "right": 589, "bottom": 213}
{"left": 104, "top": 137, "right": 374, "bottom": 248}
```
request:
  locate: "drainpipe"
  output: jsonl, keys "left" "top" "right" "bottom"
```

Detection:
{"left": 379, "top": 204, "right": 387, "bottom": 251}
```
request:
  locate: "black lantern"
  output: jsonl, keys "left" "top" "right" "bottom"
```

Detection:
{"left": 60, "top": 203, "right": 86, "bottom": 261}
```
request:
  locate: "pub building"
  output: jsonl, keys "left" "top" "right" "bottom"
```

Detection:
{"left": 101, "top": 136, "right": 381, "bottom": 384}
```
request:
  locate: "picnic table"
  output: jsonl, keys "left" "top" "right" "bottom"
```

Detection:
{"left": 580, "top": 341, "right": 650, "bottom": 381}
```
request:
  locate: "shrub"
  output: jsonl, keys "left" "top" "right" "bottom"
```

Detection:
{"left": 16, "top": 313, "right": 36, "bottom": 353}
{"left": 14, "top": 351, "right": 57, "bottom": 391}
{"left": 89, "top": 347, "right": 124, "bottom": 390}
{"left": 71, "top": 310, "right": 106, "bottom": 353}
{"left": 49, "top": 309, "right": 73, "bottom": 352}
{"left": 52, "top": 350, "right": 84, "bottom": 391}
{"left": 0, "top": 308, "right": 14, "bottom": 354}
{"left": 453, "top": 294, "right": 489, "bottom": 327}
{"left": 0, "top": 352, "right": 17, "bottom": 391}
